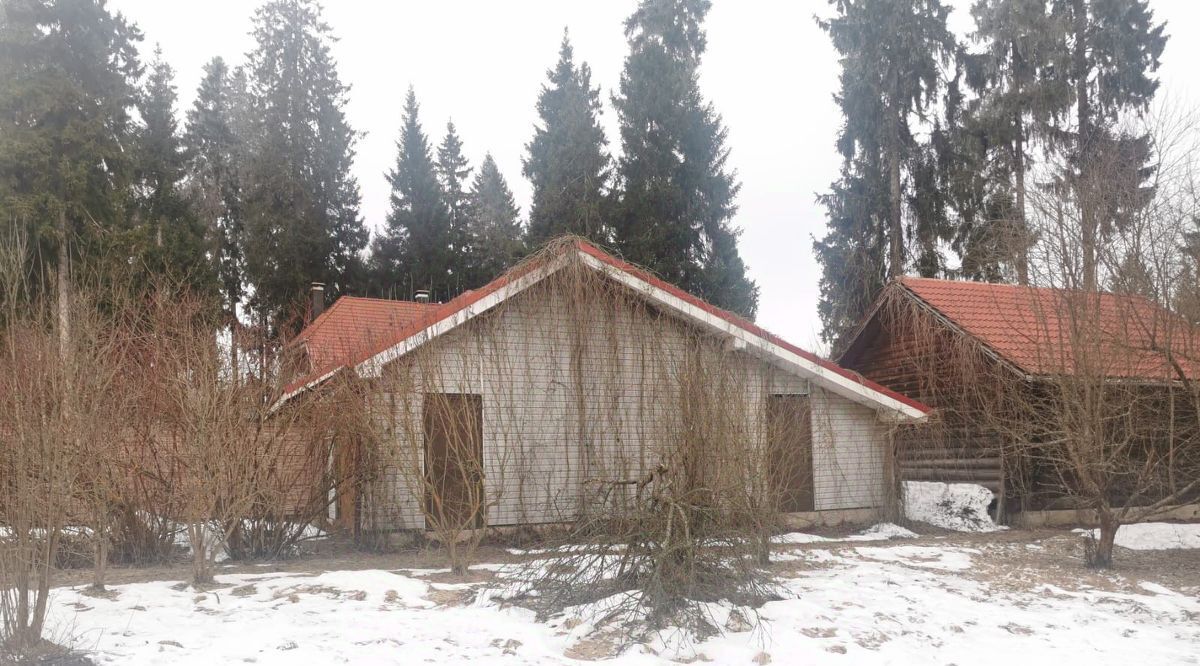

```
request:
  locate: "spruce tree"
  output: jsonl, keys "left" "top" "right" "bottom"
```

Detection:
{"left": 814, "top": 0, "right": 954, "bottom": 344}
{"left": 1052, "top": 0, "right": 1165, "bottom": 291}
{"left": 612, "top": 0, "right": 757, "bottom": 319}
{"left": 0, "top": 0, "right": 142, "bottom": 350}
{"left": 963, "top": 0, "right": 1070, "bottom": 284}
{"left": 465, "top": 154, "right": 524, "bottom": 287}
{"left": 435, "top": 121, "right": 472, "bottom": 280}
{"left": 371, "top": 88, "right": 452, "bottom": 300}
{"left": 185, "top": 56, "right": 246, "bottom": 369}
{"left": 241, "top": 0, "right": 366, "bottom": 331}
{"left": 133, "top": 47, "right": 211, "bottom": 294}
{"left": 524, "top": 31, "right": 610, "bottom": 245}
{"left": 814, "top": 169, "right": 889, "bottom": 346}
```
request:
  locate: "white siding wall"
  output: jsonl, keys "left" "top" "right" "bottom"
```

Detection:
{"left": 363, "top": 278, "right": 889, "bottom": 529}
{"left": 811, "top": 387, "right": 887, "bottom": 510}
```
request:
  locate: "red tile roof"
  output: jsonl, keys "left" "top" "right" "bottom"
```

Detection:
{"left": 283, "top": 240, "right": 930, "bottom": 417}
{"left": 897, "top": 277, "right": 1200, "bottom": 381}
{"left": 293, "top": 296, "right": 437, "bottom": 377}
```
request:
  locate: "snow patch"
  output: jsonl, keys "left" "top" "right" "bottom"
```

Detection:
{"left": 903, "top": 481, "right": 1004, "bottom": 532}
{"left": 853, "top": 545, "right": 976, "bottom": 571}
{"left": 855, "top": 522, "right": 919, "bottom": 540}
{"left": 1074, "top": 522, "right": 1200, "bottom": 551}
{"left": 771, "top": 522, "right": 917, "bottom": 545}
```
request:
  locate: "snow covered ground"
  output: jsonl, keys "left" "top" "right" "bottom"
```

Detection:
{"left": 1076, "top": 521, "right": 1200, "bottom": 551}
{"left": 45, "top": 527, "right": 1200, "bottom": 665}
{"left": 771, "top": 521, "right": 916, "bottom": 544}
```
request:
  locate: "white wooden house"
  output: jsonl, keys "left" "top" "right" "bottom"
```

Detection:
{"left": 282, "top": 240, "right": 929, "bottom": 532}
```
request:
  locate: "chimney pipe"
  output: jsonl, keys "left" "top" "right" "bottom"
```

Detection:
{"left": 414, "top": 289, "right": 430, "bottom": 304}
{"left": 310, "top": 282, "right": 326, "bottom": 322}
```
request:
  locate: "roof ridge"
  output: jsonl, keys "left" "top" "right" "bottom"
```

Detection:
{"left": 338, "top": 295, "right": 431, "bottom": 305}
{"left": 281, "top": 239, "right": 931, "bottom": 418}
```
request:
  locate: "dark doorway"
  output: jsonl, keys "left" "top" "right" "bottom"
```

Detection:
{"left": 423, "top": 393, "right": 484, "bottom": 529}
{"left": 767, "top": 394, "right": 814, "bottom": 512}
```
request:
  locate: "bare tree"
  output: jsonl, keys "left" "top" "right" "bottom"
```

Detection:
{"left": 0, "top": 246, "right": 121, "bottom": 652}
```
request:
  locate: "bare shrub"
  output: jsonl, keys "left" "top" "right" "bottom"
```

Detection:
{"left": 119, "top": 287, "right": 372, "bottom": 581}
{"left": 225, "top": 379, "right": 373, "bottom": 561}
{"left": 133, "top": 289, "right": 270, "bottom": 585}
{"left": 357, "top": 239, "right": 789, "bottom": 639}
{"left": 0, "top": 242, "right": 123, "bottom": 651}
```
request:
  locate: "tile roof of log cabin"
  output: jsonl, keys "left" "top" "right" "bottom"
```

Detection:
{"left": 893, "top": 277, "right": 1200, "bottom": 381}
{"left": 293, "top": 296, "right": 438, "bottom": 378}
{"left": 280, "top": 239, "right": 931, "bottom": 419}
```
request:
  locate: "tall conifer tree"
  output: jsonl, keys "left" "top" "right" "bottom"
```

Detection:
{"left": 133, "top": 47, "right": 210, "bottom": 293}
{"left": 372, "top": 88, "right": 452, "bottom": 300}
{"left": 814, "top": 0, "right": 954, "bottom": 344}
{"left": 240, "top": 0, "right": 365, "bottom": 330}
{"left": 0, "top": 0, "right": 141, "bottom": 337}
{"left": 961, "top": 0, "right": 1069, "bottom": 284}
{"left": 185, "top": 56, "right": 246, "bottom": 371}
{"left": 612, "top": 0, "right": 757, "bottom": 318}
{"left": 465, "top": 154, "right": 524, "bottom": 287}
{"left": 524, "top": 31, "right": 610, "bottom": 245}
{"left": 435, "top": 121, "right": 472, "bottom": 280}
{"left": 1053, "top": 0, "right": 1165, "bottom": 291}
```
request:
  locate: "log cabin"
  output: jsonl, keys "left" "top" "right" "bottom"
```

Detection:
{"left": 838, "top": 277, "right": 1200, "bottom": 522}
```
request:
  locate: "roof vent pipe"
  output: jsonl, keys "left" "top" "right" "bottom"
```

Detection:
{"left": 414, "top": 289, "right": 431, "bottom": 304}
{"left": 310, "top": 282, "right": 326, "bottom": 322}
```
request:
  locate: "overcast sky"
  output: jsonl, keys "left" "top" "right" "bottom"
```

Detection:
{"left": 109, "top": 0, "right": 1200, "bottom": 353}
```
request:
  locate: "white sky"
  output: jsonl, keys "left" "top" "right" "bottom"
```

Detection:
{"left": 109, "top": 0, "right": 1199, "bottom": 353}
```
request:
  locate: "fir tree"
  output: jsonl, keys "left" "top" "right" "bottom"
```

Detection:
{"left": 814, "top": 169, "right": 889, "bottom": 347}
{"left": 1053, "top": 0, "right": 1165, "bottom": 291}
{"left": 240, "top": 0, "right": 365, "bottom": 331}
{"left": 372, "top": 87, "right": 452, "bottom": 300}
{"left": 435, "top": 121, "right": 472, "bottom": 280}
{"left": 185, "top": 56, "right": 246, "bottom": 369}
{"left": 465, "top": 154, "right": 524, "bottom": 287}
{"left": 0, "top": 0, "right": 142, "bottom": 341}
{"left": 132, "top": 47, "right": 211, "bottom": 294}
{"left": 524, "top": 30, "right": 610, "bottom": 245}
{"left": 612, "top": 0, "right": 757, "bottom": 318}
{"left": 814, "top": 0, "right": 954, "bottom": 344}
{"left": 962, "top": 0, "right": 1070, "bottom": 284}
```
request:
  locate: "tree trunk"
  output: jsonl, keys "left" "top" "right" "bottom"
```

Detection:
{"left": 29, "top": 530, "right": 57, "bottom": 646}
{"left": 229, "top": 302, "right": 240, "bottom": 386}
{"left": 887, "top": 70, "right": 904, "bottom": 279}
{"left": 1013, "top": 133, "right": 1029, "bottom": 285}
{"left": 92, "top": 528, "right": 109, "bottom": 591}
{"left": 1013, "top": 120, "right": 1029, "bottom": 285}
{"left": 756, "top": 532, "right": 771, "bottom": 567}
{"left": 190, "top": 523, "right": 213, "bottom": 586}
{"left": 1072, "top": 0, "right": 1097, "bottom": 292}
{"left": 1011, "top": 40, "right": 1030, "bottom": 286}
{"left": 1091, "top": 510, "right": 1117, "bottom": 568}
{"left": 92, "top": 505, "right": 110, "bottom": 591}
{"left": 56, "top": 208, "right": 71, "bottom": 359}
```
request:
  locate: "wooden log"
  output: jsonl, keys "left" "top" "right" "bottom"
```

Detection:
{"left": 898, "top": 457, "right": 1002, "bottom": 468}
{"left": 900, "top": 467, "right": 1003, "bottom": 481}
